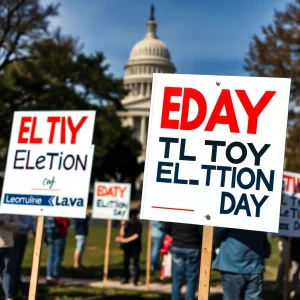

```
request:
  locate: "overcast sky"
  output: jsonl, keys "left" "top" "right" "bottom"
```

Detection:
{"left": 43, "top": 0, "right": 291, "bottom": 78}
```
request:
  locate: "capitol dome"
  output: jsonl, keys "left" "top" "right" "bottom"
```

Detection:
{"left": 123, "top": 4, "right": 176, "bottom": 92}
{"left": 129, "top": 38, "right": 171, "bottom": 61}
{"left": 119, "top": 5, "right": 176, "bottom": 167}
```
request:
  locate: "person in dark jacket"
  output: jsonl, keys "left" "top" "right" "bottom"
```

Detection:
{"left": 116, "top": 209, "right": 142, "bottom": 286}
{"left": 276, "top": 236, "right": 300, "bottom": 295}
{"left": 165, "top": 222, "right": 202, "bottom": 300}
{"left": 73, "top": 209, "right": 91, "bottom": 270}
{"left": 212, "top": 227, "right": 271, "bottom": 300}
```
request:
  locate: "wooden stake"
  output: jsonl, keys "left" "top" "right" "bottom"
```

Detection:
{"left": 145, "top": 220, "right": 152, "bottom": 291}
{"left": 103, "top": 219, "right": 112, "bottom": 288}
{"left": 198, "top": 226, "right": 214, "bottom": 300}
{"left": 28, "top": 216, "right": 45, "bottom": 300}
{"left": 283, "top": 237, "right": 292, "bottom": 300}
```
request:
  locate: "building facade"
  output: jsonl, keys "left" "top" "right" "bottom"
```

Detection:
{"left": 118, "top": 5, "right": 176, "bottom": 166}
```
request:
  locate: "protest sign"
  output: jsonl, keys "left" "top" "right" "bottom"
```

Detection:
{"left": 1, "top": 111, "right": 95, "bottom": 219}
{"left": 91, "top": 182, "right": 131, "bottom": 287}
{"left": 141, "top": 74, "right": 291, "bottom": 233}
{"left": 280, "top": 171, "right": 300, "bottom": 237}
{"left": 92, "top": 182, "right": 131, "bottom": 220}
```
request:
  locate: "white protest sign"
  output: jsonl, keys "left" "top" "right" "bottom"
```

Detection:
{"left": 1, "top": 111, "right": 95, "bottom": 218}
{"left": 140, "top": 73, "right": 291, "bottom": 233}
{"left": 92, "top": 182, "right": 131, "bottom": 220}
{"left": 279, "top": 171, "right": 300, "bottom": 237}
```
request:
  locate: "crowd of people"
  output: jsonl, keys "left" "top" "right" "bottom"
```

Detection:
{"left": 0, "top": 208, "right": 297, "bottom": 300}
{"left": 149, "top": 220, "right": 299, "bottom": 300}
{"left": 0, "top": 210, "right": 91, "bottom": 300}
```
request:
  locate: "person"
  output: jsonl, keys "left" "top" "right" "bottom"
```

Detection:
{"left": 165, "top": 222, "right": 202, "bottom": 300}
{"left": 151, "top": 221, "right": 165, "bottom": 271}
{"left": 44, "top": 217, "right": 70, "bottom": 285}
{"left": 276, "top": 236, "right": 300, "bottom": 295}
{"left": 73, "top": 210, "right": 91, "bottom": 269}
{"left": 116, "top": 209, "right": 142, "bottom": 286}
{"left": 0, "top": 214, "right": 19, "bottom": 300}
{"left": 212, "top": 227, "right": 271, "bottom": 300}
{"left": 13, "top": 215, "right": 36, "bottom": 286}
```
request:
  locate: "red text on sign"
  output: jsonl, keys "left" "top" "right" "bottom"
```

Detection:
{"left": 160, "top": 87, "right": 276, "bottom": 134}
{"left": 97, "top": 185, "right": 127, "bottom": 198}
{"left": 17, "top": 116, "right": 88, "bottom": 144}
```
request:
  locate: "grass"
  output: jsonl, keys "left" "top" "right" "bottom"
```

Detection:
{"left": 17, "top": 226, "right": 285, "bottom": 299}
{"left": 22, "top": 226, "right": 280, "bottom": 284}
{"left": 14, "top": 283, "right": 296, "bottom": 300}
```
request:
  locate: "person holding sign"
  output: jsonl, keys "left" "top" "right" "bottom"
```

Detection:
{"left": 212, "top": 227, "right": 271, "bottom": 300}
{"left": 115, "top": 209, "right": 142, "bottom": 286}
{"left": 13, "top": 215, "right": 36, "bottom": 287}
{"left": 276, "top": 236, "right": 300, "bottom": 295}
{"left": 164, "top": 222, "right": 202, "bottom": 300}
{"left": 44, "top": 217, "right": 70, "bottom": 285}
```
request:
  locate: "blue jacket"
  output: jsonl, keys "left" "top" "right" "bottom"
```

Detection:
{"left": 212, "top": 227, "right": 271, "bottom": 275}
{"left": 151, "top": 221, "right": 165, "bottom": 239}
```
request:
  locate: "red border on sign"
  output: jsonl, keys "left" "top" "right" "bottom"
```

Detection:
{"left": 152, "top": 206, "right": 194, "bottom": 212}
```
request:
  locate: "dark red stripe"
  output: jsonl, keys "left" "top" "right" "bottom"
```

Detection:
{"left": 152, "top": 206, "right": 194, "bottom": 212}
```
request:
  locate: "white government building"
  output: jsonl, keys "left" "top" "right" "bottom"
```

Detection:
{"left": 118, "top": 5, "right": 176, "bottom": 169}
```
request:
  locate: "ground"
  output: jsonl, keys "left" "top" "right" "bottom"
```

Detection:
{"left": 14, "top": 225, "right": 285, "bottom": 299}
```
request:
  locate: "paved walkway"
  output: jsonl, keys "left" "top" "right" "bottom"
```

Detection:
{"left": 23, "top": 276, "right": 223, "bottom": 295}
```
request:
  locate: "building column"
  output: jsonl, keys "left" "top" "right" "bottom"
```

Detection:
{"left": 140, "top": 116, "right": 146, "bottom": 148}
{"left": 141, "top": 83, "right": 145, "bottom": 96}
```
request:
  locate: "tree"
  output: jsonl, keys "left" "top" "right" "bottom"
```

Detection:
{"left": 244, "top": 0, "right": 300, "bottom": 172}
{"left": 0, "top": 0, "right": 59, "bottom": 71}
{"left": 0, "top": 27, "right": 141, "bottom": 185}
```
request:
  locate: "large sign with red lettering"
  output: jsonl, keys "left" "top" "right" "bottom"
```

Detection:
{"left": 140, "top": 74, "right": 291, "bottom": 232}
{"left": 280, "top": 171, "right": 300, "bottom": 237}
{"left": 92, "top": 182, "right": 131, "bottom": 220}
{"left": 1, "top": 111, "right": 95, "bottom": 218}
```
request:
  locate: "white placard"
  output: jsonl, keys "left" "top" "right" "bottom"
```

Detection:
{"left": 1, "top": 111, "right": 95, "bottom": 218}
{"left": 279, "top": 171, "right": 300, "bottom": 237}
{"left": 92, "top": 182, "right": 131, "bottom": 220}
{"left": 140, "top": 73, "right": 291, "bottom": 233}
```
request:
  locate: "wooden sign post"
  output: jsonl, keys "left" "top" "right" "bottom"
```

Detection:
{"left": 198, "top": 226, "right": 214, "bottom": 300}
{"left": 145, "top": 220, "right": 152, "bottom": 291}
{"left": 103, "top": 219, "right": 112, "bottom": 287}
{"left": 28, "top": 216, "right": 45, "bottom": 300}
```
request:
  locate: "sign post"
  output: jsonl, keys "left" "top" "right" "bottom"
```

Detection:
{"left": 198, "top": 226, "right": 214, "bottom": 299}
{"left": 1, "top": 111, "right": 96, "bottom": 299}
{"left": 92, "top": 181, "right": 131, "bottom": 285}
{"left": 28, "top": 216, "right": 44, "bottom": 300}
{"left": 140, "top": 73, "right": 291, "bottom": 299}
{"left": 103, "top": 219, "right": 112, "bottom": 288}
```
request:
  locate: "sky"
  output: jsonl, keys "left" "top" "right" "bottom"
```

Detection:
{"left": 43, "top": 0, "right": 291, "bottom": 78}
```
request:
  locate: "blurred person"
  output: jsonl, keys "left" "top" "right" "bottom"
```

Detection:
{"left": 213, "top": 227, "right": 271, "bottom": 300}
{"left": 0, "top": 214, "right": 19, "bottom": 300}
{"left": 276, "top": 236, "right": 300, "bottom": 295}
{"left": 165, "top": 222, "right": 202, "bottom": 300}
{"left": 13, "top": 215, "right": 36, "bottom": 286}
{"left": 44, "top": 217, "right": 70, "bottom": 285}
{"left": 73, "top": 209, "right": 91, "bottom": 270}
{"left": 116, "top": 209, "right": 142, "bottom": 286}
{"left": 151, "top": 221, "right": 165, "bottom": 271}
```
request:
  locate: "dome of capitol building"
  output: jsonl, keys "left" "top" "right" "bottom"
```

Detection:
{"left": 119, "top": 5, "right": 176, "bottom": 166}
